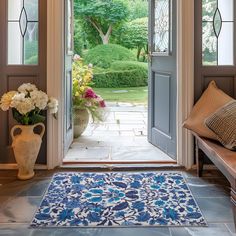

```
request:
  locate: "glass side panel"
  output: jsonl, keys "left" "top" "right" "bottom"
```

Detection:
{"left": 218, "top": 0, "right": 233, "bottom": 21}
{"left": 24, "top": 23, "right": 39, "bottom": 64}
{"left": 25, "top": 0, "right": 38, "bottom": 21}
{"left": 8, "top": 0, "right": 23, "bottom": 20}
{"left": 8, "top": 0, "right": 39, "bottom": 65}
{"left": 202, "top": 0, "right": 217, "bottom": 21}
{"left": 154, "top": 0, "right": 170, "bottom": 54}
{"left": 202, "top": 0, "right": 234, "bottom": 65}
{"left": 218, "top": 22, "right": 234, "bottom": 65}
{"left": 202, "top": 22, "right": 217, "bottom": 65}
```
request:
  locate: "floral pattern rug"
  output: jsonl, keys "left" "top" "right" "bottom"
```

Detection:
{"left": 31, "top": 172, "right": 207, "bottom": 227}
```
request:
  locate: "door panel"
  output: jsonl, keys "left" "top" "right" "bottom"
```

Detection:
{"left": 195, "top": 0, "right": 236, "bottom": 101}
{"left": 148, "top": 0, "right": 177, "bottom": 159}
{"left": 0, "top": 0, "right": 47, "bottom": 164}
{"left": 64, "top": 0, "right": 74, "bottom": 154}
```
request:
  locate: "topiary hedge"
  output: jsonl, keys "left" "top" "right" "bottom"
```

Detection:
{"left": 92, "top": 61, "right": 148, "bottom": 88}
{"left": 84, "top": 44, "right": 136, "bottom": 69}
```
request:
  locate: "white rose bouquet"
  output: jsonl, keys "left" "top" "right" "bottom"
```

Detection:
{"left": 0, "top": 83, "right": 58, "bottom": 125}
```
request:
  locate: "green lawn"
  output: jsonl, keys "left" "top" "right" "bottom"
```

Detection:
{"left": 93, "top": 86, "right": 148, "bottom": 104}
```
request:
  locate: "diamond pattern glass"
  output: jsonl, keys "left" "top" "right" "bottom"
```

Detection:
{"left": 8, "top": 0, "right": 39, "bottom": 65}
{"left": 202, "top": 0, "right": 234, "bottom": 65}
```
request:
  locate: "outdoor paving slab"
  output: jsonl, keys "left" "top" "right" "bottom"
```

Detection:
{"left": 195, "top": 197, "right": 233, "bottom": 223}
{"left": 116, "top": 120, "right": 145, "bottom": 125}
{"left": 64, "top": 146, "right": 111, "bottom": 160}
{"left": 170, "top": 223, "right": 232, "bottom": 236}
{"left": 111, "top": 146, "right": 173, "bottom": 161}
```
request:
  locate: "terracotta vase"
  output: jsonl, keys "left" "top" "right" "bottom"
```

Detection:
{"left": 73, "top": 108, "right": 89, "bottom": 138}
{"left": 10, "top": 123, "right": 45, "bottom": 180}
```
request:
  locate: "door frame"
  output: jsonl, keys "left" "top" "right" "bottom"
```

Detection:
{"left": 45, "top": 0, "right": 195, "bottom": 169}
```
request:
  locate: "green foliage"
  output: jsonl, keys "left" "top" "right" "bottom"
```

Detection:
{"left": 110, "top": 60, "right": 148, "bottom": 71}
{"left": 74, "top": 0, "right": 129, "bottom": 44}
{"left": 125, "top": 0, "right": 148, "bottom": 20}
{"left": 84, "top": 44, "right": 136, "bottom": 69}
{"left": 94, "top": 86, "right": 148, "bottom": 103}
{"left": 92, "top": 60, "right": 148, "bottom": 88}
{"left": 25, "top": 55, "right": 38, "bottom": 65}
{"left": 74, "top": 19, "right": 88, "bottom": 55}
{"left": 115, "top": 17, "right": 148, "bottom": 61}
{"left": 12, "top": 108, "right": 45, "bottom": 125}
{"left": 24, "top": 41, "right": 38, "bottom": 64}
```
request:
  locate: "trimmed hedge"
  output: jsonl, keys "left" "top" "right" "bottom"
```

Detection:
{"left": 110, "top": 60, "right": 148, "bottom": 71}
{"left": 92, "top": 60, "right": 148, "bottom": 88}
{"left": 84, "top": 44, "right": 136, "bottom": 69}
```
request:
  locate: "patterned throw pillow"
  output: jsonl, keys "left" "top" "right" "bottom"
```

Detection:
{"left": 205, "top": 101, "right": 236, "bottom": 151}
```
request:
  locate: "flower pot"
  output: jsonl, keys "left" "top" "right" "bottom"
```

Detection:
{"left": 11, "top": 123, "right": 45, "bottom": 180}
{"left": 73, "top": 108, "right": 89, "bottom": 138}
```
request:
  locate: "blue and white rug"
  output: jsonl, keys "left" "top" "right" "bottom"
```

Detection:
{"left": 31, "top": 172, "right": 207, "bottom": 227}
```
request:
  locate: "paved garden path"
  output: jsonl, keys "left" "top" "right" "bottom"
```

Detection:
{"left": 64, "top": 102, "right": 173, "bottom": 164}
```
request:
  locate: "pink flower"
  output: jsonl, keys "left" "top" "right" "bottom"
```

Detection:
{"left": 99, "top": 100, "right": 106, "bottom": 108}
{"left": 84, "top": 88, "right": 97, "bottom": 99}
{"left": 73, "top": 54, "right": 81, "bottom": 61}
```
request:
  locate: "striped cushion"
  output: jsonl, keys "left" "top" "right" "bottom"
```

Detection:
{"left": 205, "top": 101, "right": 236, "bottom": 151}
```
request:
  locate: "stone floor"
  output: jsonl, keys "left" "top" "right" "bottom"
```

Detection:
{"left": 64, "top": 103, "right": 173, "bottom": 163}
{"left": 0, "top": 168, "right": 234, "bottom": 236}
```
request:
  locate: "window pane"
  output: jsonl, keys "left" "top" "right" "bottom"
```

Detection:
{"left": 8, "top": 0, "right": 39, "bottom": 65}
{"left": 202, "top": 22, "right": 217, "bottom": 65}
{"left": 218, "top": 23, "right": 234, "bottom": 65}
{"left": 25, "top": 0, "right": 38, "bottom": 21}
{"left": 8, "top": 22, "right": 22, "bottom": 64}
{"left": 202, "top": 0, "right": 234, "bottom": 66}
{"left": 8, "top": 0, "right": 23, "bottom": 21}
{"left": 154, "top": 0, "right": 170, "bottom": 54}
{"left": 24, "top": 23, "right": 38, "bottom": 65}
{"left": 202, "top": 0, "right": 217, "bottom": 21}
{"left": 218, "top": 0, "right": 233, "bottom": 21}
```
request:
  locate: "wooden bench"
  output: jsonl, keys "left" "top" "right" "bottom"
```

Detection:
{"left": 193, "top": 133, "right": 236, "bottom": 225}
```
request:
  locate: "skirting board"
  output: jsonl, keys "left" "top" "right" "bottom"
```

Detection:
{"left": 0, "top": 164, "right": 48, "bottom": 170}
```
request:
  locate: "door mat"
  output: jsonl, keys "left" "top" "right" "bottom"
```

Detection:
{"left": 31, "top": 172, "right": 207, "bottom": 227}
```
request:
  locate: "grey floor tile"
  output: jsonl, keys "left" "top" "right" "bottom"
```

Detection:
{"left": 195, "top": 197, "right": 233, "bottom": 223}
{"left": 187, "top": 178, "right": 230, "bottom": 197}
{"left": 0, "top": 180, "right": 36, "bottom": 197}
{"left": 0, "top": 224, "right": 32, "bottom": 236}
{"left": 17, "top": 179, "right": 50, "bottom": 197}
{"left": 0, "top": 197, "right": 41, "bottom": 223}
{"left": 170, "top": 223, "right": 232, "bottom": 236}
{"left": 225, "top": 223, "right": 236, "bottom": 235}
{"left": 31, "top": 227, "right": 170, "bottom": 236}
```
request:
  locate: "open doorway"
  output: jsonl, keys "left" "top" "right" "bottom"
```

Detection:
{"left": 63, "top": 0, "right": 177, "bottom": 165}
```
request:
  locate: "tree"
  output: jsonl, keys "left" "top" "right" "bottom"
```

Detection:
{"left": 116, "top": 17, "right": 148, "bottom": 61}
{"left": 125, "top": 0, "right": 148, "bottom": 20}
{"left": 74, "top": 0, "right": 129, "bottom": 45}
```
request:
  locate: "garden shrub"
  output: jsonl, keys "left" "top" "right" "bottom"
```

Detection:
{"left": 110, "top": 60, "right": 148, "bottom": 71}
{"left": 92, "top": 60, "right": 148, "bottom": 88}
{"left": 92, "top": 61, "right": 148, "bottom": 88}
{"left": 84, "top": 44, "right": 136, "bottom": 69}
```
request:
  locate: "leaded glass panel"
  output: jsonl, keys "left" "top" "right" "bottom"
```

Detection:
{"left": 8, "top": 0, "right": 39, "bottom": 65}
{"left": 154, "top": 0, "right": 170, "bottom": 54}
{"left": 202, "top": 0, "right": 234, "bottom": 65}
